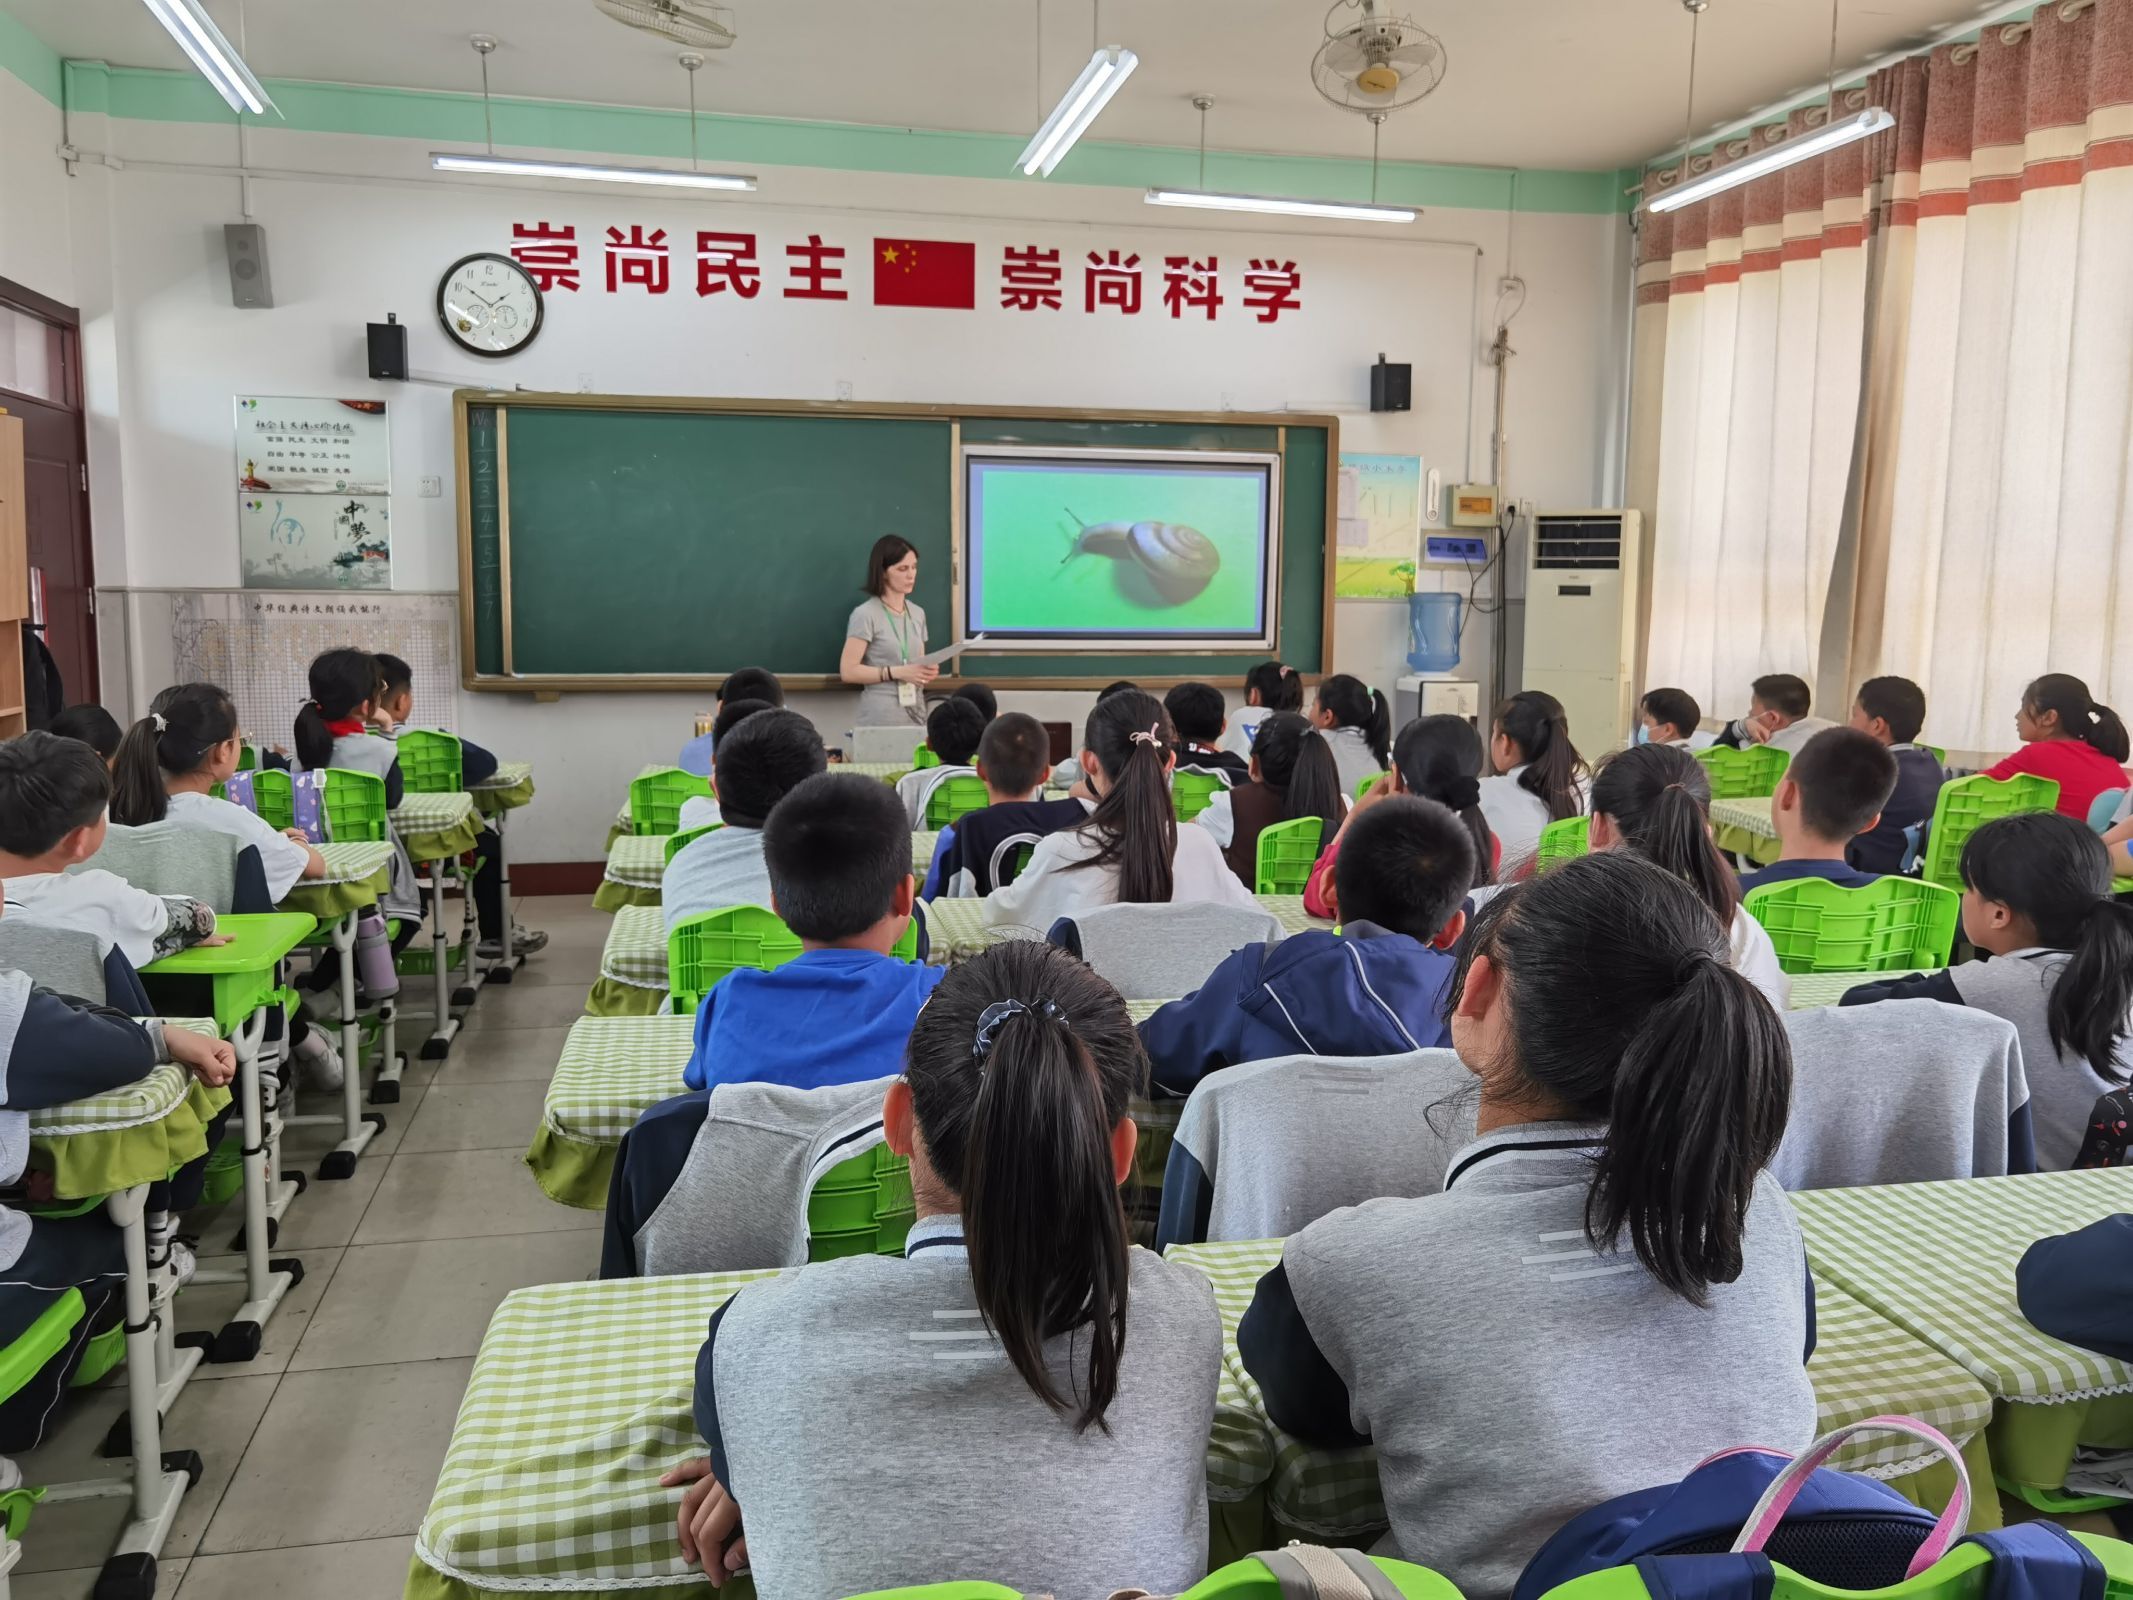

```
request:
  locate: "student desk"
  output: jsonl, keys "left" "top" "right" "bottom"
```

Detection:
{"left": 284, "top": 838, "right": 402, "bottom": 1138}
{"left": 608, "top": 763, "right": 911, "bottom": 853}
{"left": 919, "top": 895, "right": 1333, "bottom": 961}
{"left": 390, "top": 791, "right": 485, "bottom": 1060}
{"left": 529, "top": 1003, "right": 1179, "bottom": 1211}
{"left": 1163, "top": 1237, "right": 1998, "bottom": 1552}
{"left": 469, "top": 760, "right": 537, "bottom": 987}
{"left": 598, "top": 829, "right": 946, "bottom": 914}
{"left": 1709, "top": 795, "right": 1782, "bottom": 866}
{"left": 29, "top": 1020, "right": 226, "bottom": 1201}
{"left": 406, "top": 1267, "right": 1269, "bottom": 1600}
{"left": 1792, "top": 1168, "right": 2133, "bottom": 1513}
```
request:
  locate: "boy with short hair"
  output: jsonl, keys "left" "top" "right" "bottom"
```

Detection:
{"left": 664, "top": 709, "right": 827, "bottom": 935}
{"left": 677, "top": 697, "right": 776, "bottom": 832}
{"left": 921, "top": 712, "right": 1088, "bottom": 898}
{"left": 894, "top": 695, "right": 988, "bottom": 828}
{"left": 1847, "top": 675, "right": 1944, "bottom": 876}
{"left": 1637, "top": 687, "right": 1702, "bottom": 747}
{"left": 950, "top": 682, "right": 997, "bottom": 723}
{"left": 49, "top": 704, "right": 124, "bottom": 766}
{"left": 677, "top": 667, "right": 784, "bottom": 778}
{"left": 1739, "top": 727, "right": 1899, "bottom": 893}
{"left": 1166, "top": 682, "right": 1250, "bottom": 784}
{"left": 603, "top": 772, "right": 945, "bottom": 1277}
{"left": 1716, "top": 673, "right": 1836, "bottom": 756}
{"left": 1138, "top": 795, "right": 1475, "bottom": 1097}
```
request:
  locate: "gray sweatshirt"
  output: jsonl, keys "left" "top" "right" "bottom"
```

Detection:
{"left": 1950, "top": 950, "right": 2129, "bottom": 1170}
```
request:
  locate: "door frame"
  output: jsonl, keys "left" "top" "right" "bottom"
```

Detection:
{"left": 0, "top": 274, "right": 96, "bottom": 700}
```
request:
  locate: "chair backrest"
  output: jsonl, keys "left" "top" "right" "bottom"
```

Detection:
{"left": 2087, "top": 786, "right": 2127, "bottom": 833}
{"left": 229, "top": 767, "right": 301, "bottom": 833}
{"left": 923, "top": 774, "right": 989, "bottom": 829}
{"left": 1694, "top": 744, "right": 1791, "bottom": 798}
{"left": 1172, "top": 770, "right": 1225, "bottom": 822}
{"left": 73, "top": 821, "right": 253, "bottom": 914}
{"left": 986, "top": 833, "right": 1042, "bottom": 892}
{"left": 322, "top": 767, "right": 390, "bottom": 843}
{"left": 1773, "top": 1001, "right": 2030, "bottom": 1188}
{"left": 805, "top": 1142, "right": 916, "bottom": 1261}
{"left": 1921, "top": 743, "right": 1948, "bottom": 766}
{"left": 843, "top": 1553, "right": 1463, "bottom": 1599}
{"left": 0, "top": 921, "right": 112, "bottom": 1002}
{"left": 667, "top": 903, "right": 917, "bottom": 1012}
{"left": 1255, "top": 815, "right": 1324, "bottom": 895}
{"left": 630, "top": 769, "right": 714, "bottom": 836}
{"left": 0, "top": 1286, "right": 86, "bottom": 1409}
{"left": 1535, "top": 816, "right": 1591, "bottom": 872}
{"left": 664, "top": 823, "right": 721, "bottom": 866}
{"left": 910, "top": 744, "right": 940, "bottom": 770}
{"left": 1743, "top": 877, "right": 1960, "bottom": 974}
{"left": 395, "top": 729, "right": 464, "bottom": 794}
{"left": 1052, "top": 901, "right": 1284, "bottom": 1001}
{"left": 1918, "top": 772, "right": 2060, "bottom": 890}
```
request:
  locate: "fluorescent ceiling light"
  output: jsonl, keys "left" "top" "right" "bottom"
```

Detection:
{"left": 1145, "top": 188, "right": 1416, "bottom": 224}
{"left": 1017, "top": 47, "right": 1138, "bottom": 178}
{"left": 140, "top": 0, "right": 276, "bottom": 116}
{"left": 430, "top": 153, "right": 756, "bottom": 192}
{"left": 1648, "top": 106, "right": 1894, "bottom": 214}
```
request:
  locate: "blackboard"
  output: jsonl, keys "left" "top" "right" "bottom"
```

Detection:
{"left": 455, "top": 393, "right": 1336, "bottom": 690}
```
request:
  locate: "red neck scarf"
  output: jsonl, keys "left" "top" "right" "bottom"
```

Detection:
{"left": 324, "top": 715, "right": 368, "bottom": 738}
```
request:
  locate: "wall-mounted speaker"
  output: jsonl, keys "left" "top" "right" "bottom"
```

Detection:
{"left": 1370, "top": 353, "right": 1412, "bottom": 413}
{"left": 367, "top": 314, "right": 408, "bottom": 381}
{"left": 224, "top": 223, "right": 273, "bottom": 309}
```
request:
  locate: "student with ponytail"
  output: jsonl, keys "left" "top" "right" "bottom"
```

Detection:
{"left": 1193, "top": 711, "right": 1345, "bottom": 890}
{"left": 1220, "top": 659, "right": 1304, "bottom": 759}
{"left": 666, "top": 941, "right": 1221, "bottom": 1597}
{"left": 1590, "top": 742, "right": 1788, "bottom": 1009}
{"left": 1478, "top": 689, "right": 1589, "bottom": 869}
{"left": 1983, "top": 672, "right": 2132, "bottom": 821}
{"left": 986, "top": 689, "right": 1255, "bottom": 931}
{"left": 1240, "top": 852, "right": 1812, "bottom": 1600}
{"left": 1844, "top": 812, "right": 2133, "bottom": 1168}
{"left": 1304, "top": 715, "right": 1499, "bottom": 918}
{"left": 1311, "top": 673, "right": 1391, "bottom": 795}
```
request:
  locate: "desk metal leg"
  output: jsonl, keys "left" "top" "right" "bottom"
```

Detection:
{"left": 483, "top": 808, "right": 522, "bottom": 986}
{"left": 419, "top": 855, "right": 463, "bottom": 1060}
{"left": 191, "top": 1008, "right": 303, "bottom": 1363}
{"left": 452, "top": 857, "right": 483, "bottom": 1010}
{"left": 287, "top": 912, "right": 383, "bottom": 1179}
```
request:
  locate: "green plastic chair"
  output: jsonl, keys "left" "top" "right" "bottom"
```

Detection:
{"left": 911, "top": 744, "right": 941, "bottom": 770}
{"left": 846, "top": 1553, "right": 1463, "bottom": 1599}
{"left": 1535, "top": 816, "right": 1591, "bottom": 872}
{"left": 663, "top": 823, "right": 721, "bottom": 866}
{"left": 248, "top": 768, "right": 296, "bottom": 832}
{"left": 322, "top": 768, "right": 390, "bottom": 843}
{"left": 1354, "top": 772, "right": 1383, "bottom": 801}
{"left": 1172, "top": 771, "right": 1225, "bottom": 822}
{"left": 923, "top": 775, "right": 990, "bottom": 829}
{"left": 1921, "top": 743, "right": 1948, "bottom": 766}
{"left": 1694, "top": 744, "right": 1791, "bottom": 799}
{"left": 1744, "top": 876, "right": 1961, "bottom": 974}
{"left": 1255, "top": 816, "right": 1324, "bottom": 895}
{"left": 807, "top": 1144, "right": 917, "bottom": 1260}
{"left": 1917, "top": 772, "right": 2060, "bottom": 891}
{"left": 236, "top": 743, "right": 259, "bottom": 773}
{"left": 668, "top": 903, "right": 918, "bottom": 1013}
{"left": 630, "top": 769, "right": 713, "bottom": 836}
{"left": 395, "top": 729, "right": 464, "bottom": 794}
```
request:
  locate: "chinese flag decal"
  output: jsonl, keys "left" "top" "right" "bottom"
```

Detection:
{"left": 872, "top": 238, "right": 976, "bottom": 310}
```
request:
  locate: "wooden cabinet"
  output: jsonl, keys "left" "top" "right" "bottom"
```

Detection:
{"left": 0, "top": 411, "right": 27, "bottom": 737}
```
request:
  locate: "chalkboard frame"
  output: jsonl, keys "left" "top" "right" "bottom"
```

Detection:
{"left": 454, "top": 389, "right": 1339, "bottom": 692}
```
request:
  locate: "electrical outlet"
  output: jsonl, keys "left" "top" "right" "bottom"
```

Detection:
{"left": 835, "top": 380, "right": 855, "bottom": 401}
{"left": 417, "top": 475, "right": 443, "bottom": 498}
{"left": 1425, "top": 535, "right": 1490, "bottom": 564}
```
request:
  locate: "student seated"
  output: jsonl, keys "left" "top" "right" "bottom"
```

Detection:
{"left": 950, "top": 681, "right": 997, "bottom": 724}
{"left": 2102, "top": 789, "right": 2133, "bottom": 872}
{"left": 1479, "top": 690, "right": 1588, "bottom": 871}
{"left": 664, "top": 710, "right": 826, "bottom": 936}
{"left": 1846, "top": 675, "right": 1944, "bottom": 875}
{"left": 678, "top": 667, "right": 783, "bottom": 779}
{"left": 988, "top": 690, "right": 1257, "bottom": 931}
{"left": 0, "top": 732, "right": 222, "bottom": 975}
{"left": 1981, "top": 672, "right": 2130, "bottom": 822}
{"left": 1165, "top": 682, "right": 1249, "bottom": 785}
{"left": 1049, "top": 680, "right": 1141, "bottom": 791}
{"left": 1590, "top": 743, "right": 1789, "bottom": 1008}
{"left": 1843, "top": 813, "right": 2133, "bottom": 1169}
{"left": 1637, "top": 687, "right": 1701, "bottom": 747}
{"left": 1306, "top": 714, "right": 1499, "bottom": 919}
{"left": 678, "top": 698, "right": 776, "bottom": 833}
{"left": 1141, "top": 796, "right": 1472, "bottom": 1097}
{"left": 1715, "top": 672, "right": 1835, "bottom": 755}
{"left": 1194, "top": 712, "right": 1346, "bottom": 890}
{"left": 1738, "top": 728, "right": 1898, "bottom": 894}
{"left": 663, "top": 942, "right": 1221, "bottom": 1599}
{"left": 919, "top": 712, "right": 1085, "bottom": 899}
{"left": 49, "top": 704, "right": 123, "bottom": 766}
{"left": 0, "top": 962, "right": 237, "bottom": 1454}
{"left": 1220, "top": 659, "right": 1304, "bottom": 759}
{"left": 1312, "top": 674, "right": 1391, "bottom": 796}
{"left": 895, "top": 695, "right": 987, "bottom": 828}
{"left": 1237, "top": 853, "right": 1815, "bottom": 1600}
{"left": 2018, "top": 1215, "right": 2133, "bottom": 1361}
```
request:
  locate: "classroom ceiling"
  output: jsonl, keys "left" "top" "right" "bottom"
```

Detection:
{"left": 10, "top": 0, "right": 2001, "bottom": 171}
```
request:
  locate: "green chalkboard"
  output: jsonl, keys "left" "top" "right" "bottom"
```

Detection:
{"left": 457, "top": 395, "right": 1334, "bottom": 688}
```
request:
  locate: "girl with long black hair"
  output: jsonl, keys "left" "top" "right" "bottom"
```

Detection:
{"left": 1304, "top": 714, "right": 1499, "bottom": 917}
{"left": 1477, "top": 689, "right": 1589, "bottom": 871}
{"left": 667, "top": 941, "right": 1221, "bottom": 1598}
{"left": 1312, "top": 673, "right": 1392, "bottom": 795}
{"left": 1220, "top": 658, "right": 1305, "bottom": 758}
{"left": 1981, "top": 672, "right": 2132, "bottom": 822}
{"left": 1240, "top": 852, "right": 1811, "bottom": 1600}
{"left": 1193, "top": 711, "right": 1346, "bottom": 889}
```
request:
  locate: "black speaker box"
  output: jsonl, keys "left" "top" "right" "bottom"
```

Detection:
{"left": 1370, "top": 355, "right": 1412, "bottom": 413}
{"left": 367, "top": 315, "right": 408, "bottom": 381}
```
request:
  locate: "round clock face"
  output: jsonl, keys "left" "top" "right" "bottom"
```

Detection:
{"left": 436, "top": 252, "right": 544, "bottom": 358}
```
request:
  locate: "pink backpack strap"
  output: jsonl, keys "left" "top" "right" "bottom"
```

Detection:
{"left": 1730, "top": 1415, "right": 1969, "bottom": 1579}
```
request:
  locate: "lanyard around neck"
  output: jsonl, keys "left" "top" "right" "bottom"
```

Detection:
{"left": 882, "top": 598, "right": 913, "bottom": 663}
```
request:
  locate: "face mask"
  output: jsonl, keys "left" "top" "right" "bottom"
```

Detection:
{"left": 1634, "top": 724, "right": 1651, "bottom": 745}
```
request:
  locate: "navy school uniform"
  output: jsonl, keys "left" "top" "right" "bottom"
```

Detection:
{"left": 2017, "top": 1215, "right": 2133, "bottom": 1362}
{"left": 1737, "top": 858, "right": 1879, "bottom": 895}
{"left": 1177, "top": 745, "right": 1251, "bottom": 785}
{"left": 924, "top": 797, "right": 1087, "bottom": 900}
{"left": 1849, "top": 745, "right": 1943, "bottom": 876}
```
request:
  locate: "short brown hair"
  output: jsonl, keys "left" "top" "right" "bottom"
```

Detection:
{"left": 863, "top": 535, "right": 918, "bottom": 598}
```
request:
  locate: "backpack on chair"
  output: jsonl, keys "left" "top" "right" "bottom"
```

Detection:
{"left": 847, "top": 1548, "right": 1461, "bottom": 1599}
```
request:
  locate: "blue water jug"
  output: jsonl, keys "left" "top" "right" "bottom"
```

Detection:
{"left": 1408, "top": 592, "right": 1463, "bottom": 673}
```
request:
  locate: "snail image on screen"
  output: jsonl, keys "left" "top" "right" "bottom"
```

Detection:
{"left": 1058, "top": 513, "right": 1222, "bottom": 606}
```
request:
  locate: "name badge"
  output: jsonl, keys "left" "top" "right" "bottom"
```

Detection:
{"left": 897, "top": 680, "right": 920, "bottom": 710}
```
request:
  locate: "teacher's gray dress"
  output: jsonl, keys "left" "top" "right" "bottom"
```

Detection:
{"left": 847, "top": 597, "right": 929, "bottom": 727}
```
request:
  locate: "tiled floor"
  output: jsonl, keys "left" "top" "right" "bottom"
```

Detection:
{"left": 15, "top": 897, "right": 604, "bottom": 1600}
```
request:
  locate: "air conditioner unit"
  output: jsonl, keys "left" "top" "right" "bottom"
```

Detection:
{"left": 1520, "top": 509, "right": 1643, "bottom": 758}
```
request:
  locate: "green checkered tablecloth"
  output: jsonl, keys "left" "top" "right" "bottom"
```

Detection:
{"left": 595, "top": 833, "right": 670, "bottom": 913}
{"left": 280, "top": 840, "right": 394, "bottom": 921}
{"left": 1166, "top": 1237, "right": 1999, "bottom": 1541}
{"left": 913, "top": 831, "right": 938, "bottom": 873}
{"left": 1711, "top": 795, "right": 1782, "bottom": 867}
{"left": 470, "top": 760, "right": 535, "bottom": 816}
{"left": 1786, "top": 970, "right": 1925, "bottom": 1009}
{"left": 31, "top": 1022, "right": 234, "bottom": 1201}
{"left": 589, "top": 905, "right": 674, "bottom": 1017}
{"left": 528, "top": 1016, "right": 696, "bottom": 1208}
{"left": 391, "top": 790, "right": 483, "bottom": 862}
{"left": 921, "top": 896, "right": 1331, "bottom": 960}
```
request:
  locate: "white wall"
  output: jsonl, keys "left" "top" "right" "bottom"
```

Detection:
{"left": 50, "top": 113, "right": 1628, "bottom": 862}
{"left": 0, "top": 66, "right": 72, "bottom": 305}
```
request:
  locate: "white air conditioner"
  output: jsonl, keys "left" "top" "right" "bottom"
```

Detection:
{"left": 1520, "top": 509, "right": 1643, "bottom": 758}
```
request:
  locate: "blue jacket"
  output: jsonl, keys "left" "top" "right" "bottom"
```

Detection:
{"left": 1738, "top": 858, "right": 1879, "bottom": 895}
{"left": 1849, "top": 745, "right": 1944, "bottom": 876}
{"left": 1137, "top": 922, "right": 1456, "bottom": 1100}
{"left": 682, "top": 946, "right": 945, "bottom": 1093}
{"left": 2017, "top": 1212, "right": 2133, "bottom": 1361}
{"left": 676, "top": 730, "right": 716, "bottom": 779}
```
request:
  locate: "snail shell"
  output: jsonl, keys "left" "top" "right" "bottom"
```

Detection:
{"left": 1068, "top": 521, "right": 1221, "bottom": 604}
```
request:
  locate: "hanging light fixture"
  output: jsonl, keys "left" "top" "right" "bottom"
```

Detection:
{"left": 139, "top": 0, "right": 275, "bottom": 116}
{"left": 1648, "top": 0, "right": 1890, "bottom": 215}
{"left": 431, "top": 37, "right": 756, "bottom": 193}
{"left": 1146, "top": 99, "right": 1416, "bottom": 224}
{"left": 1016, "top": 0, "right": 1138, "bottom": 178}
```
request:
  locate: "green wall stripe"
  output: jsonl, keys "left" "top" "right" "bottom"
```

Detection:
{"left": 0, "top": 8, "right": 62, "bottom": 105}
{"left": 27, "top": 55, "right": 1627, "bottom": 215}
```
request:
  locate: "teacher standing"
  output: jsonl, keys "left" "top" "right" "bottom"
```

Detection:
{"left": 841, "top": 534, "right": 938, "bottom": 727}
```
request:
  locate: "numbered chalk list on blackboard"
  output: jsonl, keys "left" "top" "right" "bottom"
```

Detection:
{"left": 466, "top": 406, "right": 503, "bottom": 674}
{"left": 234, "top": 397, "right": 394, "bottom": 591}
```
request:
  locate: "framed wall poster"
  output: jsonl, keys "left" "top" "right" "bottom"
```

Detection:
{"left": 1333, "top": 451, "right": 1423, "bottom": 600}
{"left": 234, "top": 397, "right": 390, "bottom": 495}
{"left": 239, "top": 494, "right": 392, "bottom": 591}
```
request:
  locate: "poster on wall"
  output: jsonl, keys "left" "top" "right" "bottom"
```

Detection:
{"left": 239, "top": 494, "right": 392, "bottom": 591}
{"left": 234, "top": 397, "right": 390, "bottom": 494}
{"left": 1334, "top": 452, "right": 1423, "bottom": 600}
